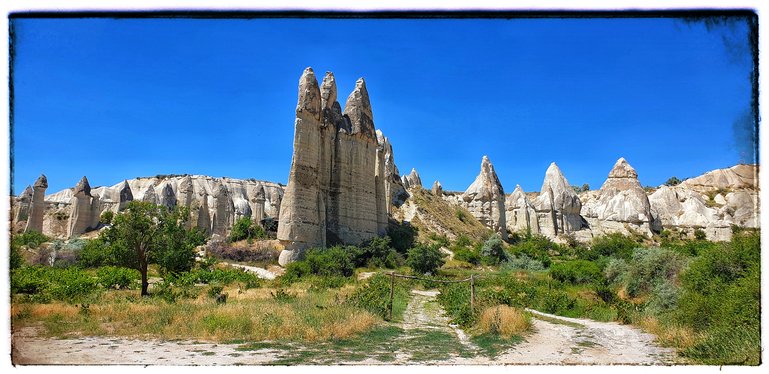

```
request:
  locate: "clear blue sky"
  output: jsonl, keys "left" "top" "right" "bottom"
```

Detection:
{"left": 10, "top": 16, "right": 756, "bottom": 195}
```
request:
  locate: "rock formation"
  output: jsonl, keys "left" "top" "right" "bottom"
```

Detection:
{"left": 532, "top": 163, "right": 583, "bottom": 237}
{"left": 176, "top": 176, "right": 194, "bottom": 208}
{"left": 159, "top": 183, "right": 177, "bottom": 210}
{"left": 253, "top": 185, "right": 266, "bottom": 223}
{"left": 13, "top": 185, "right": 33, "bottom": 224}
{"left": 582, "top": 158, "right": 654, "bottom": 236}
{"left": 680, "top": 164, "right": 757, "bottom": 192}
{"left": 431, "top": 181, "right": 443, "bottom": 196}
{"left": 377, "top": 130, "right": 408, "bottom": 209}
{"left": 505, "top": 185, "right": 539, "bottom": 235}
{"left": 142, "top": 183, "right": 158, "bottom": 205}
{"left": 67, "top": 176, "right": 100, "bottom": 238}
{"left": 196, "top": 192, "right": 212, "bottom": 235}
{"left": 24, "top": 175, "right": 48, "bottom": 233}
{"left": 461, "top": 156, "right": 507, "bottom": 239}
{"left": 212, "top": 181, "right": 234, "bottom": 236}
{"left": 117, "top": 180, "right": 133, "bottom": 211}
{"left": 277, "top": 68, "right": 392, "bottom": 265}
{"left": 402, "top": 168, "right": 422, "bottom": 190}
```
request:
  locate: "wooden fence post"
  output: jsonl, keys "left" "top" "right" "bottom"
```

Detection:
{"left": 470, "top": 274, "right": 475, "bottom": 313}
{"left": 388, "top": 272, "right": 395, "bottom": 321}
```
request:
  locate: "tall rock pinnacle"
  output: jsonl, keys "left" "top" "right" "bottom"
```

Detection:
{"left": 67, "top": 176, "right": 100, "bottom": 238}
{"left": 583, "top": 157, "right": 654, "bottom": 230}
{"left": 463, "top": 156, "right": 508, "bottom": 239}
{"left": 533, "top": 162, "right": 583, "bottom": 236}
{"left": 24, "top": 174, "right": 48, "bottom": 233}
{"left": 343, "top": 78, "right": 376, "bottom": 141}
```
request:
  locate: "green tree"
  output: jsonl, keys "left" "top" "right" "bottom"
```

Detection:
{"left": 664, "top": 176, "right": 682, "bottom": 186}
{"left": 406, "top": 244, "right": 445, "bottom": 274}
{"left": 98, "top": 201, "right": 204, "bottom": 296}
{"left": 228, "top": 216, "right": 266, "bottom": 242}
{"left": 480, "top": 233, "right": 507, "bottom": 265}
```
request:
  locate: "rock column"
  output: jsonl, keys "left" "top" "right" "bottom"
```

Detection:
{"left": 24, "top": 175, "right": 48, "bottom": 233}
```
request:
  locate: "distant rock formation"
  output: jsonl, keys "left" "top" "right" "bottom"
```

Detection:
{"left": 402, "top": 168, "right": 422, "bottom": 190}
{"left": 142, "top": 183, "right": 158, "bottom": 205}
{"left": 13, "top": 185, "right": 33, "bottom": 224}
{"left": 277, "top": 68, "right": 396, "bottom": 265}
{"left": 532, "top": 162, "right": 583, "bottom": 237}
{"left": 253, "top": 185, "right": 266, "bottom": 223}
{"left": 212, "top": 180, "right": 234, "bottom": 236}
{"left": 505, "top": 184, "right": 539, "bottom": 235}
{"left": 159, "top": 183, "right": 177, "bottom": 210}
{"left": 377, "top": 130, "right": 408, "bottom": 209}
{"left": 461, "top": 156, "right": 507, "bottom": 239}
{"left": 431, "top": 181, "right": 443, "bottom": 196}
{"left": 582, "top": 158, "right": 654, "bottom": 236}
{"left": 67, "top": 176, "right": 100, "bottom": 238}
{"left": 24, "top": 175, "right": 47, "bottom": 233}
{"left": 680, "top": 164, "right": 757, "bottom": 192}
{"left": 117, "top": 181, "right": 133, "bottom": 211}
{"left": 196, "top": 192, "right": 212, "bottom": 235}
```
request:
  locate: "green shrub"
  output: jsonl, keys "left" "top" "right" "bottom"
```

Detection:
{"left": 350, "top": 236, "right": 403, "bottom": 269}
{"left": 229, "top": 216, "right": 266, "bottom": 243}
{"left": 453, "top": 247, "right": 481, "bottom": 265}
{"left": 406, "top": 244, "right": 445, "bottom": 274}
{"left": 387, "top": 221, "right": 417, "bottom": 253}
{"left": 508, "top": 235, "right": 555, "bottom": 267}
{"left": 48, "top": 268, "right": 101, "bottom": 303}
{"left": 549, "top": 260, "right": 602, "bottom": 285}
{"left": 624, "top": 248, "right": 687, "bottom": 297}
{"left": 11, "top": 231, "right": 50, "bottom": 249}
{"left": 97, "top": 266, "right": 140, "bottom": 290}
{"left": 100, "top": 211, "right": 114, "bottom": 225}
{"left": 77, "top": 238, "right": 113, "bottom": 268}
{"left": 480, "top": 234, "right": 507, "bottom": 265}
{"left": 10, "top": 245, "right": 24, "bottom": 270}
{"left": 501, "top": 254, "right": 544, "bottom": 271}
{"left": 305, "top": 246, "right": 355, "bottom": 277}
{"left": 437, "top": 282, "right": 474, "bottom": 327}
{"left": 347, "top": 274, "right": 409, "bottom": 320}
{"left": 590, "top": 233, "right": 639, "bottom": 260}
{"left": 603, "top": 258, "right": 629, "bottom": 285}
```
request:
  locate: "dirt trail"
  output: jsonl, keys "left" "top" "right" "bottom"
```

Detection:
{"left": 12, "top": 290, "right": 676, "bottom": 365}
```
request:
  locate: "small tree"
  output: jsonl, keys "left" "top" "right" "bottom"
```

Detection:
{"left": 664, "top": 177, "right": 682, "bottom": 186}
{"left": 229, "top": 216, "right": 266, "bottom": 242}
{"left": 406, "top": 244, "right": 445, "bottom": 275}
{"left": 99, "top": 201, "right": 203, "bottom": 296}
{"left": 481, "top": 233, "right": 507, "bottom": 265}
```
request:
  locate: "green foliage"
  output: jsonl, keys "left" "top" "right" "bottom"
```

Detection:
{"left": 11, "top": 266, "right": 100, "bottom": 303}
{"left": 623, "top": 248, "right": 687, "bottom": 297}
{"left": 270, "top": 288, "right": 297, "bottom": 303}
{"left": 11, "top": 231, "right": 50, "bottom": 249}
{"left": 347, "top": 274, "right": 409, "bottom": 320}
{"left": 349, "top": 236, "right": 403, "bottom": 269}
{"left": 10, "top": 245, "right": 24, "bottom": 270}
{"left": 675, "top": 231, "right": 760, "bottom": 364}
{"left": 664, "top": 176, "right": 682, "bottom": 186}
{"left": 78, "top": 238, "right": 113, "bottom": 268}
{"left": 228, "top": 216, "right": 267, "bottom": 243}
{"left": 171, "top": 267, "right": 262, "bottom": 289}
{"left": 386, "top": 220, "right": 417, "bottom": 253}
{"left": 501, "top": 254, "right": 544, "bottom": 271}
{"left": 453, "top": 247, "right": 481, "bottom": 265}
{"left": 693, "top": 228, "right": 707, "bottom": 240}
{"left": 549, "top": 260, "right": 602, "bottom": 285}
{"left": 305, "top": 246, "right": 355, "bottom": 277}
{"left": 406, "top": 244, "right": 445, "bottom": 274}
{"left": 480, "top": 234, "right": 507, "bottom": 265}
{"left": 437, "top": 282, "right": 474, "bottom": 326}
{"left": 100, "top": 210, "right": 114, "bottom": 225}
{"left": 589, "top": 233, "right": 640, "bottom": 260}
{"left": 96, "top": 266, "right": 140, "bottom": 290}
{"left": 507, "top": 234, "right": 556, "bottom": 267}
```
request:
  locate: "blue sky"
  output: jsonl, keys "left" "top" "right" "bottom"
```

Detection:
{"left": 10, "top": 16, "right": 755, "bottom": 195}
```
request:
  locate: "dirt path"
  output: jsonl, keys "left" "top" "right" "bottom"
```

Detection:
{"left": 12, "top": 291, "right": 676, "bottom": 365}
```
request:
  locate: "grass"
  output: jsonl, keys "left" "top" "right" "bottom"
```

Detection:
{"left": 470, "top": 333, "right": 524, "bottom": 358}
{"left": 407, "top": 189, "right": 490, "bottom": 242}
{"left": 12, "top": 285, "right": 377, "bottom": 343}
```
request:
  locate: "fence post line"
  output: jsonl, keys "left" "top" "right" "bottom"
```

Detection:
{"left": 389, "top": 272, "right": 395, "bottom": 321}
{"left": 470, "top": 274, "right": 475, "bottom": 313}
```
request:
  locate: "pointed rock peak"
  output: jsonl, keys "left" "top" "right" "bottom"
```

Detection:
{"left": 162, "top": 183, "right": 174, "bottom": 195}
{"left": 34, "top": 174, "right": 48, "bottom": 189}
{"left": 546, "top": 162, "right": 563, "bottom": 176}
{"left": 297, "top": 67, "right": 321, "bottom": 115}
{"left": 343, "top": 76, "right": 375, "bottom": 140}
{"left": 74, "top": 176, "right": 91, "bottom": 196}
{"left": 255, "top": 184, "right": 266, "bottom": 199}
{"left": 540, "top": 162, "right": 574, "bottom": 196}
{"left": 320, "top": 71, "right": 337, "bottom": 109}
{"left": 375, "top": 129, "right": 386, "bottom": 145}
{"left": 608, "top": 157, "right": 638, "bottom": 179}
{"left": 431, "top": 180, "right": 443, "bottom": 195}
{"left": 179, "top": 175, "right": 193, "bottom": 191}
{"left": 214, "top": 180, "right": 228, "bottom": 197}
{"left": 513, "top": 184, "right": 524, "bottom": 193}
{"left": 143, "top": 185, "right": 157, "bottom": 202}
{"left": 119, "top": 181, "right": 133, "bottom": 201}
{"left": 21, "top": 185, "right": 33, "bottom": 198}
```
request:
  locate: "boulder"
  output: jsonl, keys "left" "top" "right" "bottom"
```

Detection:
{"left": 462, "top": 156, "right": 507, "bottom": 239}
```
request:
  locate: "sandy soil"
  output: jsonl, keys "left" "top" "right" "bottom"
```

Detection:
{"left": 11, "top": 289, "right": 676, "bottom": 366}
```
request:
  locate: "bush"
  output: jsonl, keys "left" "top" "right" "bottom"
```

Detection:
{"left": 173, "top": 267, "right": 262, "bottom": 289}
{"left": 501, "top": 254, "right": 544, "bottom": 271}
{"left": 78, "top": 238, "right": 113, "bottom": 268}
{"left": 207, "top": 240, "right": 278, "bottom": 263}
{"left": 406, "top": 244, "right": 445, "bottom": 275}
{"left": 590, "top": 233, "right": 640, "bottom": 260}
{"left": 480, "top": 234, "right": 507, "bottom": 265}
{"left": 347, "top": 274, "right": 408, "bottom": 320}
{"left": 305, "top": 246, "right": 355, "bottom": 277}
{"left": 11, "top": 266, "right": 100, "bottom": 303}
{"left": 508, "top": 235, "right": 555, "bottom": 267}
{"left": 453, "top": 247, "right": 481, "bottom": 265}
{"left": 97, "top": 266, "right": 140, "bottom": 289}
{"left": 229, "top": 216, "right": 267, "bottom": 243}
{"left": 10, "top": 245, "right": 24, "bottom": 270}
{"left": 387, "top": 221, "right": 417, "bottom": 253}
{"left": 549, "top": 260, "right": 602, "bottom": 285}
{"left": 603, "top": 258, "right": 629, "bottom": 285}
{"left": 477, "top": 305, "right": 531, "bottom": 337}
{"left": 349, "top": 236, "right": 403, "bottom": 269}
{"left": 100, "top": 211, "right": 114, "bottom": 225}
{"left": 624, "top": 248, "right": 687, "bottom": 297}
{"left": 11, "top": 231, "right": 50, "bottom": 249}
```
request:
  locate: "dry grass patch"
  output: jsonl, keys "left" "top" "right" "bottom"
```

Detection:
{"left": 639, "top": 315, "right": 702, "bottom": 350}
{"left": 477, "top": 305, "right": 531, "bottom": 338}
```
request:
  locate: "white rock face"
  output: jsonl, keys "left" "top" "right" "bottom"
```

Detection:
{"left": 431, "top": 180, "right": 443, "bottom": 196}
{"left": 277, "top": 69, "right": 394, "bottom": 265}
{"left": 680, "top": 164, "right": 757, "bottom": 192}
{"left": 67, "top": 176, "right": 100, "bottom": 238}
{"left": 461, "top": 156, "right": 507, "bottom": 239}
{"left": 532, "top": 162, "right": 583, "bottom": 236}
{"left": 505, "top": 184, "right": 539, "bottom": 235}
{"left": 24, "top": 175, "right": 48, "bottom": 233}
{"left": 402, "top": 168, "right": 422, "bottom": 190}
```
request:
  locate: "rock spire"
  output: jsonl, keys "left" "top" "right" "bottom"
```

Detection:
{"left": 462, "top": 156, "right": 508, "bottom": 239}
{"left": 24, "top": 175, "right": 48, "bottom": 233}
